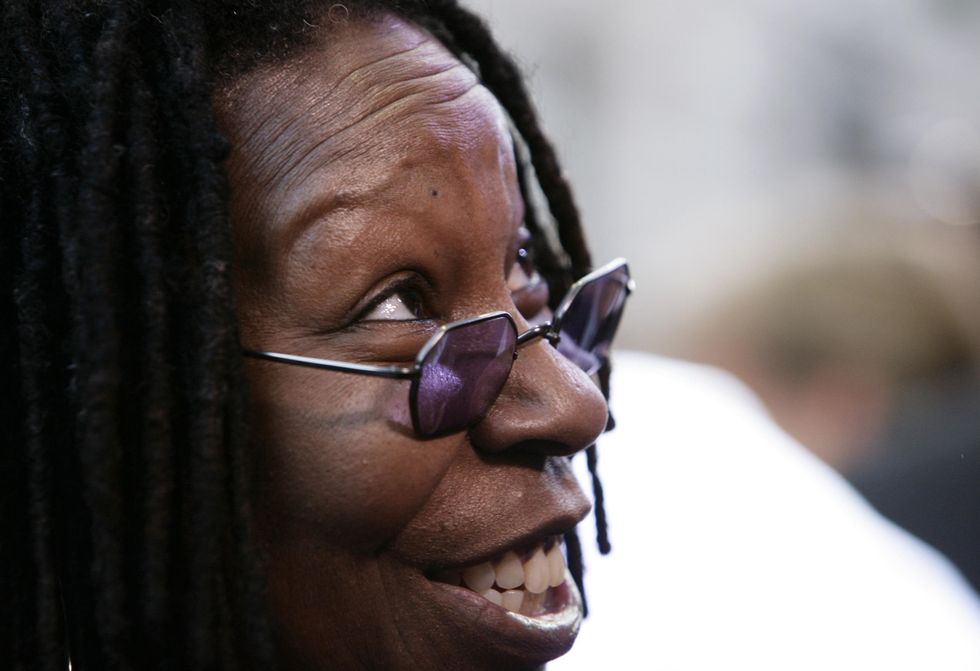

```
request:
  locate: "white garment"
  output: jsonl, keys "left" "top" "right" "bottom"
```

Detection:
{"left": 552, "top": 351, "right": 980, "bottom": 671}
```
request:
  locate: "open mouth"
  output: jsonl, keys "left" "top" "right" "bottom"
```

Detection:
{"left": 428, "top": 536, "right": 569, "bottom": 617}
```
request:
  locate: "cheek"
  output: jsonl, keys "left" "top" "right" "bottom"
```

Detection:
{"left": 245, "top": 365, "right": 456, "bottom": 551}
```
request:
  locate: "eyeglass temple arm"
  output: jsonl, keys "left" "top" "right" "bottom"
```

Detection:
{"left": 242, "top": 350, "right": 417, "bottom": 379}
{"left": 516, "top": 323, "right": 559, "bottom": 347}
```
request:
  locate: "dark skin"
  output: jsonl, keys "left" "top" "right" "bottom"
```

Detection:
{"left": 218, "top": 13, "right": 608, "bottom": 670}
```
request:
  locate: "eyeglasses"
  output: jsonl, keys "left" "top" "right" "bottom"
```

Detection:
{"left": 243, "top": 258, "right": 633, "bottom": 437}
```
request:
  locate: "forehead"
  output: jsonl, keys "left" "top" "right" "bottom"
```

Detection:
{"left": 218, "top": 14, "right": 516, "bottom": 252}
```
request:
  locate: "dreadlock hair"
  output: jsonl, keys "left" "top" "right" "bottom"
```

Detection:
{"left": 0, "top": 1, "right": 613, "bottom": 668}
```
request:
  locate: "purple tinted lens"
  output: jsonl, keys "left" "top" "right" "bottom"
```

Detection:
{"left": 415, "top": 315, "right": 517, "bottom": 436}
{"left": 557, "top": 266, "right": 629, "bottom": 373}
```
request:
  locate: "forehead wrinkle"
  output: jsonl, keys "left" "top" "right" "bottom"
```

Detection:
{"left": 235, "top": 43, "right": 433, "bottom": 189}
{"left": 273, "top": 61, "right": 478, "bottom": 198}
{"left": 236, "top": 35, "right": 472, "bottom": 194}
{"left": 222, "top": 29, "right": 460, "bottom": 201}
{"left": 328, "top": 39, "right": 430, "bottom": 96}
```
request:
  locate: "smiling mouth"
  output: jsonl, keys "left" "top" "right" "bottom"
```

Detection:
{"left": 429, "top": 536, "right": 569, "bottom": 617}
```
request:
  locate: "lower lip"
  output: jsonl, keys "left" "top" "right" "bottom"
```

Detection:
{"left": 424, "top": 573, "right": 583, "bottom": 664}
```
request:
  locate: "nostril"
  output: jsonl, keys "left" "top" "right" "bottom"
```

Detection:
{"left": 515, "top": 440, "right": 586, "bottom": 459}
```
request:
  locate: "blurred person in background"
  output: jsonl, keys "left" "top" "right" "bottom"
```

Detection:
{"left": 687, "top": 221, "right": 980, "bottom": 595}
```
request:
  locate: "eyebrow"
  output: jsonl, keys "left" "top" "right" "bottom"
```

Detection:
{"left": 281, "top": 177, "right": 390, "bottom": 263}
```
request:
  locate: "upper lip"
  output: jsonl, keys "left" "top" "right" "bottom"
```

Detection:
{"left": 388, "top": 452, "right": 593, "bottom": 573}
{"left": 425, "top": 504, "right": 589, "bottom": 572}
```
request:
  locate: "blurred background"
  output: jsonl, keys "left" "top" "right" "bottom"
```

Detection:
{"left": 465, "top": 0, "right": 980, "bottom": 596}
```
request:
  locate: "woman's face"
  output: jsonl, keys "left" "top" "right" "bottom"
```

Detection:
{"left": 219, "top": 14, "right": 608, "bottom": 671}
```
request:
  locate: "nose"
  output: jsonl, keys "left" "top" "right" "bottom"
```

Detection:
{"left": 467, "top": 331, "right": 609, "bottom": 456}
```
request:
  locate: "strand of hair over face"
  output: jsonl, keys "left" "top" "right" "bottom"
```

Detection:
{"left": 0, "top": 1, "right": 612, "bottom": 667}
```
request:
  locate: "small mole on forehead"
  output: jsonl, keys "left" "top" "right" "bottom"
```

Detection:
{"left": 431, "top": 189, "right": 439, "bottom": 197}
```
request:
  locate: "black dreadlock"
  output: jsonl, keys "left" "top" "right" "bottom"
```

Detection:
{"left": 0, "top": 1, "right": 612, "bottom": 668}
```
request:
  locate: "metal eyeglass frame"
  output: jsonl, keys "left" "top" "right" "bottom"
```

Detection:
{"left": 242, "top": 257, "right": 633, "bottom": 436}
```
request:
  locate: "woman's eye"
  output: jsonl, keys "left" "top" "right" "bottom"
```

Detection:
{"left": 508, "top": 244, "right": 549, "bottom": 319}
{"left": 507, "top": 234, "right": 538, "bottom": 292}
{"left": 361, "top": 288, "right": 427, "bottom": 321}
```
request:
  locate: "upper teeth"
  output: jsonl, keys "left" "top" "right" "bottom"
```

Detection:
{"left": 443, "top": 540, "right": 567, "bottom": 615}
